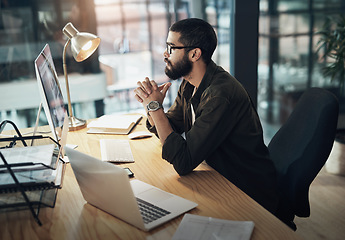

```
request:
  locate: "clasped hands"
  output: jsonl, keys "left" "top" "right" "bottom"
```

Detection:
{"left": 134, "top": 77, "right": 171, "bottom": 108}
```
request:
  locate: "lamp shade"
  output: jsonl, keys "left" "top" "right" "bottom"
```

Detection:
{"left": 62, "top": 22, "right": 100, "bottom": 62}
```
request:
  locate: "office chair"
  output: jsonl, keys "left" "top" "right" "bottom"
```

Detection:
{"left": 268, "top": 87, "right": 339, "bottom": 230}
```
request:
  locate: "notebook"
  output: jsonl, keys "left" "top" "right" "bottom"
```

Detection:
{"left": 65, "top": 147, "right": 198, "bottom": 231}
{"left": 87, "top": 114, "right": 142, "bottom": 135}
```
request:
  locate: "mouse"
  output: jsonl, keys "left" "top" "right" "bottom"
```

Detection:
{"left": 128, "top": 131, "right": 153, "bottom": 140}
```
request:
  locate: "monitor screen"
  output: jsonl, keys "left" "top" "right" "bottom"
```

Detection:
{"left": 34, "top": 44, "right": 66, "bottom": 142}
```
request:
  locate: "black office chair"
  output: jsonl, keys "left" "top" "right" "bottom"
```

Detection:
{"left": 268, "top": 87, "right": 339, "bottom": 230}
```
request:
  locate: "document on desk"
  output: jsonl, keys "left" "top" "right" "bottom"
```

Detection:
{"left": 172, "top": 214, "right": 255, "bottom": 240}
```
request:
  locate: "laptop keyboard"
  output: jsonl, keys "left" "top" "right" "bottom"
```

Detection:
{"left": 100, "top": 139, "right": 134, "bottom": 163}
{"left": 136, "top": 197, "right": 171, "bottom": 224}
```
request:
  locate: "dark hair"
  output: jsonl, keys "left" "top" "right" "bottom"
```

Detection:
{"left": 169, "top": 18, "right": 217, "bottom": 64}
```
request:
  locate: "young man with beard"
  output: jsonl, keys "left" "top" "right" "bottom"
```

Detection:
{"left": 134, "top": 18, "right": 279, "bottom": 215}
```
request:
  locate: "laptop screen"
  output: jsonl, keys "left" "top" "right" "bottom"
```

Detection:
{"left": 34, "top": 44, "right": 66, "bottom": 142}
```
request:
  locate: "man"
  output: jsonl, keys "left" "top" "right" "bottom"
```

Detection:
{"left": 134, "top": 18, "right": 279, "bottom": 214}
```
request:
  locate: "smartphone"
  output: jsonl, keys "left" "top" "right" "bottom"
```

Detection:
{"left": 124, "top": 167, "right": 134, "bottom": 178}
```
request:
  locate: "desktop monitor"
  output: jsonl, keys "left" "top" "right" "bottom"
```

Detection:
{"left": 34, "top": 44, "right": 66, "bottom": 143}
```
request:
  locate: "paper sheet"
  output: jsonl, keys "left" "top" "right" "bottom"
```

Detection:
{"left": 172, "top": 214, "right": 255, "bottom": 240}
{"left": 0, "top": 144, "right": 55, "bottom": 167}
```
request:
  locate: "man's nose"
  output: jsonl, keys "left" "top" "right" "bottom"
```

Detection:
{"left": 163, "top": 49, "right": 169, "bottom": 58}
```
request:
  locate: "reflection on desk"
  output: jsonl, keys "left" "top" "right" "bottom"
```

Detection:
{"left": 0, "top": 121, "right": 303, "bottom": 240}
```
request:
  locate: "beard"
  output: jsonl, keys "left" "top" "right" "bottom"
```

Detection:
{"left": 164, "top": 54, "right": 192, "bottom": 80}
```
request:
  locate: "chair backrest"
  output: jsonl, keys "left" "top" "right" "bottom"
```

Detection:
{"left": 268, "top": 88, "right": 339, "bottom": 225}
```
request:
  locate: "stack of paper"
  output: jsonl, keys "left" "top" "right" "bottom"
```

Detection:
{"left": 0, "top": 144, "right": 65, "bottom": 191}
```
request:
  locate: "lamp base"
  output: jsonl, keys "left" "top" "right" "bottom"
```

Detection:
{"left": 68, "top": 116, "right": 87, "bottom": 131}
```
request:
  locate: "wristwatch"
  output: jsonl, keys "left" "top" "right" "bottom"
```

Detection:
{"left": 146, "top": 101, "right": 163, "bottom": 112}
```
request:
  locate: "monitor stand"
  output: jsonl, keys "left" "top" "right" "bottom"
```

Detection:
{"left": 31, "top": 102, "right": 42, "bottom": 146}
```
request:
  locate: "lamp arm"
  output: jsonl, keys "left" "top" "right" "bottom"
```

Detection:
{"left": 63, "top": 39, "right": 74, "bottom": 118}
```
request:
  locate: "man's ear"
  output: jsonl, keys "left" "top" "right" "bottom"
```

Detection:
{"left": 190, "top": 48, "right": 202, "bottom": 62}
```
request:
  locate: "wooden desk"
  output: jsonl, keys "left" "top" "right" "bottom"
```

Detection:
{"left": 0, "top": 120, "right": 302, "bottom": 240}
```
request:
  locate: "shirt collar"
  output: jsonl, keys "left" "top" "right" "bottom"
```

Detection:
{"left": 190, "top": 60, "right": 218, "bottom": 109}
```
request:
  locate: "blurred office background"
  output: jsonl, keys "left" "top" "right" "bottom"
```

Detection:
{"left": 1, "top": 0, "right": 345, "bottom": 141}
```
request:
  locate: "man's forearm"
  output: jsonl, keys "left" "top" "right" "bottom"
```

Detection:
{"left": 148, "top": 109, "right": 173, "bottom": 144}
{"left": 146, "top": 111, "right": 155, "bottom": 127}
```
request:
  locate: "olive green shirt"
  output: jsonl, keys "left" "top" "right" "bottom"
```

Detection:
{"left": 147, "top": 61, "right": 279, "bottom": 213}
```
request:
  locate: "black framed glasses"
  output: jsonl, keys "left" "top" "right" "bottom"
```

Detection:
{"left": 166, "top": 44, "right": 199, "bottom": 55}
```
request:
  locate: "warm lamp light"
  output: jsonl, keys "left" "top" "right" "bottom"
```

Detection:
{"left": 62, "top": 22, "right": 101, "bottom": 131}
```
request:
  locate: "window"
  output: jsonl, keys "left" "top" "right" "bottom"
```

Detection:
{"left": 0, "top": 0, "right": 236, "bottom": 129}
{"left": 258, "top": 0, "right": 345, "bottom": 132}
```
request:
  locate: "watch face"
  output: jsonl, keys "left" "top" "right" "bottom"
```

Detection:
{"left": 147, "top": 101, "right": 162, "bottom": 111}
{"left": 149, "top": 101, "right": 159, "bottom": 109}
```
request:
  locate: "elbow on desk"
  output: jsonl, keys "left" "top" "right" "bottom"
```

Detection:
{"left": 173, "top": 164, "right": 194, "bottom": 176}
{"left": 162, "top": 136, "right": 195, "bottom": 176}
{"left": 163, "top": 154, "right": 194, "bottom": 175}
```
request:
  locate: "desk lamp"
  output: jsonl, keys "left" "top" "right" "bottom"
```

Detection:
{"left": 62, "top": 22, "right": 101, "bottom": 131}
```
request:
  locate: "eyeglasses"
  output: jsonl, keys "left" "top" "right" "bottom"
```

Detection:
{"left": 166, "top": 44, "right": 199, "bottom": 55}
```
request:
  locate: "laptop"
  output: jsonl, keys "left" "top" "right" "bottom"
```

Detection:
{"left": 65, "top": 147, "right": 198, "bottom": 231}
